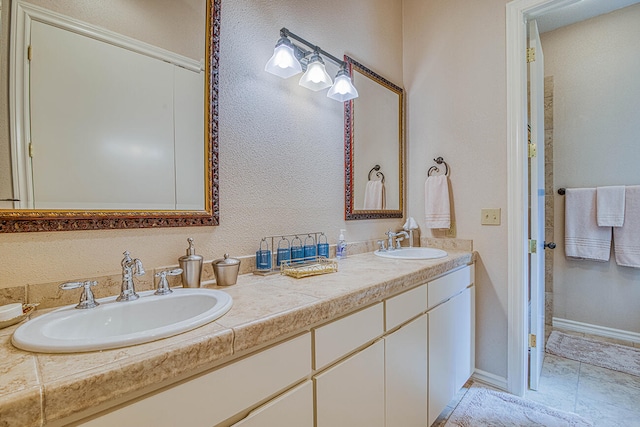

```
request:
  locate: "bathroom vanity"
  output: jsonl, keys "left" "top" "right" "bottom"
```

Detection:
{"left": 0, "top": 250, "right": 474, "bottom": 427}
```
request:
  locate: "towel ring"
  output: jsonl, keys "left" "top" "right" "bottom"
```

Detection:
{"left": 428, "top": 157, "right": 449, "bottom": 177}
{"left": 368, "top": 165, "right": 385, "bottom": 183}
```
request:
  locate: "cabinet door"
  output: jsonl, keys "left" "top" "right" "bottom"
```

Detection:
{"left": 315, "top": 340, "right": 385, "bottom": 427}
{"left": 231, "top": 381, "right": 313, "bottom": 427}
{"left": 428, "top": 298, "right": 456, "bottom": 426}
{"left": 385, "top": 314, "right": 428, "bottom": 427}
{"left": 428, "top": 287, "right": 473, "bottom": 426}
{"left": 454, "top": 287, "right": 473, "bottom": 390}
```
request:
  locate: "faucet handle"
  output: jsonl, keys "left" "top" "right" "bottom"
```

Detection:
{"left": 154, "top": 269, "right": 182, "bottom": 295}
{"left": 134, "top": 258, "right": 146, "bottom": 277}
{"left": 60, "top": 280, "right": 99, "bottom": 309}
{"left": 376, "top": 240, "right": 387, "bottom": 252}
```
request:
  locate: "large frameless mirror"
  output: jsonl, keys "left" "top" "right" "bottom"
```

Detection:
{"left": 0, "top": 0, "right": 219, "bottom": 232}
{"left": 344, "top": 56, "right": 404, "bottom": 220}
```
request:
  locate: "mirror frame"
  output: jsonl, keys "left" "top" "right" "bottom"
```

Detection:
{"left": 344, "top": 55, "right": 404, "bottom": 220}
{"left": 0, "top": 0, "right": 219, "bottom": 233}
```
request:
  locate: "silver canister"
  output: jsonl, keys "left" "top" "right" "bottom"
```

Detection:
{"left": 212, "top": 254, "right": 240, "bottom": 286}
{"left": 178, "top": 237, "right": 203, "bottom": 288}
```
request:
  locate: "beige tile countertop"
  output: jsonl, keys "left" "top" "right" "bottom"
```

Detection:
{"left": 0, "top": 249, "right": 474, "bottom": 427}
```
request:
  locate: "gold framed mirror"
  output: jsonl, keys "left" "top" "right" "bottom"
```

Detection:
{"left": 344, "top": 56, "right": 404, "bottom": 220}
{"left": 0, "top": 0, "right": 219, "bottom": 232}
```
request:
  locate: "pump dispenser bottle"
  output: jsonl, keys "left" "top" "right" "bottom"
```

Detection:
{"left": 179, "top": 237, "right": 203, "bottom": 288}
{"left": 336, "top": 229, "right": 347, "bottom": 260}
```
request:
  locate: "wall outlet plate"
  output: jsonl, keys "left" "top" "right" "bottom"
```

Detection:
{"left": 481, "top": 208, "right": 501, "bottom": 225}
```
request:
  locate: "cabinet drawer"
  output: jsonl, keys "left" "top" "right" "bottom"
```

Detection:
{"left": 314, "top": 303, "right": 383, "bottom": 370}
{"left": 80, "top": 333, "right": 311, "bottom": 427}
{"left": 427, "top": 266, "right": 471, "bottom": 309}
{"left": 385, "top": 284, "right": 427, "bottom": 331}
{"left": 231, "top": 381, "right": 313, "bottom": 427}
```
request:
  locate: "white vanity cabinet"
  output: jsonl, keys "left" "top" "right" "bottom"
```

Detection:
{"left": 427, "top": 266, "right": 475, "bottom": 426}
{"left": 313, "top": 303, "right": 385, "bottom": 427}
{"left": 384, "top": 284, "right": 428, "bottom": 427}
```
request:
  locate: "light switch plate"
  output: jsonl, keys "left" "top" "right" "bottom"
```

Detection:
{"left": 481, "top": 208, "right": 501, "bottom": 225}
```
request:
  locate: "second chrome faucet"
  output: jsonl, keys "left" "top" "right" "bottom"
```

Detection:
{"left": 117, "top": 251, "right": 145, "bottom": 302}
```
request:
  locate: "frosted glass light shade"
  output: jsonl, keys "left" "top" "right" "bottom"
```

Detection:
{"left": 265, "top": 38, "right": 302, "bottom": 79}
{"left": 327, "top": 69, "right": 359, "bottom": 102}
{"left": 299, "top": 54, "right": 332, "bottom": 91}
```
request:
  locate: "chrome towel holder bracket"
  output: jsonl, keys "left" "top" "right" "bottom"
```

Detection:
{"left": 428, "top": 157, "right": 449, "bottom": 176}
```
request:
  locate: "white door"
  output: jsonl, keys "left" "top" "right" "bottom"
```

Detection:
{"left": 528, "top": 19, "right": 546, "bottom": 391}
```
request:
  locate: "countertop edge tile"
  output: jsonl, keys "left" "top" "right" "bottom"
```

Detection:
{"left": 0, "top": 386, "right": 43, "bottom": 427}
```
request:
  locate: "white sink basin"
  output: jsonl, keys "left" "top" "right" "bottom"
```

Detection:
{"left": 12, "top": 288, "right": 232, "bottom": 353}
{"left": 374, "top": 247, "right": 448, "bottom": 260}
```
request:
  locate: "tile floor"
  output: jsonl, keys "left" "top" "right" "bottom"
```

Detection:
{"left": 433, "top": 329, "right": 640, "bottom": 426}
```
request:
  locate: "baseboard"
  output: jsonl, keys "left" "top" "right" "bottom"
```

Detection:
{"left": 552, "top": 317, "right": 640, "bottom": 344}
{"left": 471, "top": 369, "right": 508, "bottom": 391}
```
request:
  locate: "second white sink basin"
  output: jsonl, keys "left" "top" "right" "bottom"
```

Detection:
{"left": 374, "top": 247, "right": 448, "bottom": 260}
{"left": 12, "top": 288, "right": 232, "bottom": 353}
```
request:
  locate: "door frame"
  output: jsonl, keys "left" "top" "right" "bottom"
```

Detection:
{"left": 505, "top": 0, "right": 580, "bottom": 397}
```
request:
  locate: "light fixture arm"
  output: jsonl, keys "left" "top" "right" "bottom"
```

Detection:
{"left": 280, "top": 27, "right": 347, "bottom": 69}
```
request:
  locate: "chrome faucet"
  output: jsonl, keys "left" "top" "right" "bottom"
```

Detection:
{"left": 386, "top": 229, "right": 410, "bottom": 250}
{"left": 117, "top": 251, "right": 145, "bottom": 302}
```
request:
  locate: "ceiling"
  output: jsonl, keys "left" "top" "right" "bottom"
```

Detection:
{"left": 535, "top": 0, "right": 640, "bottom": 33}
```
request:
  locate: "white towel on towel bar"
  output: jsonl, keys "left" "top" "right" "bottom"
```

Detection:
{"left": 564, "top": 188, "right": 611, "bottom": 262}
{"left": 596, "top": 186, "right": 625, "bottom": 227}
{"left": 424, "top": 174, "right": 451, "bottom": 229}
{"left": 613, "top": 185, "right": 640, "bottom": 268}
{"left": 363, "top": 180, "right": 385, "bottom": 210}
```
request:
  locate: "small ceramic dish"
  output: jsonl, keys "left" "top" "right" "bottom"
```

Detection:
{"left": 0, "top": 304, "right": 38, "bottom": 329}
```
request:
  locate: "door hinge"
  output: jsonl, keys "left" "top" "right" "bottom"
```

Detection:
{"left": 28, "top": 142, "right": 34, "bottom": 158}
{"left": 528, "top": 143, "right": 537, "bottom": 158}
{"left": 529, "top": 239, "right": 537, "bottom": 253}
{"left": 27, "top": 45, "right": 32, "bottom": 61}
{"left": 526, "top": 47, "right": 536, "bottom": 63}
{"left": 529, "top": 334, "right": 537, "bottom": 348}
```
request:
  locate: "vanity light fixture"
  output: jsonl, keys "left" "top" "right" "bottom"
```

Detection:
{"left": 264, "top": 36, "right": 302, "bottom": 78}
{"left": 298, "top": 51, "right": 333, "bottom": 91}
{"left": 265, "top": 28, "right": 358, "bottom": 102}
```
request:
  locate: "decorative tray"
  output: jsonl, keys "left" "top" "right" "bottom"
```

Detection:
{"left": 280, "top": 257, "right": 338, "bottom": 279}
{"left": 0, "top": 304, "right": 38, "bottom": 329}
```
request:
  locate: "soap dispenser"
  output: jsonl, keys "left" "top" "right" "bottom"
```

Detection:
{"left": 179, "top": 237, "right": 203, "bottom": 288}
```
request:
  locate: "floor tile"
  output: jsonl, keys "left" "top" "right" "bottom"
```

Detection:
{"left": 575, "top": 397, "right": 640, "bottom": 427}
{"left": 578, "top": 370, "right": 640, "bottom": 414}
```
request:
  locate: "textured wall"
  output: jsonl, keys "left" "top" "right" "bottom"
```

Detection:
{"left": 0, "top": 0, "right": 404, "bottom": 287}
{"left": 403, "top": 0, "right": 510, "bottom": 379}
{"left": 543, "top": 4, "right": 640, "bottom": 333}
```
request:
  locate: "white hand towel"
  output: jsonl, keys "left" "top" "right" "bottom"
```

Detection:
{"left": 363, "top": 180, "right": 385, "bottom": 210}
{"left": 596, "top": 186, "right": 625, "bottom": 227}
{"left": 564, "top": 188, "right": 611, "bottom": 262}
{"left": 424, "top": 175, "right": 451, "bottom": 229}
{"left": 613, "top": 185, "right": 640, "bottom": 268}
